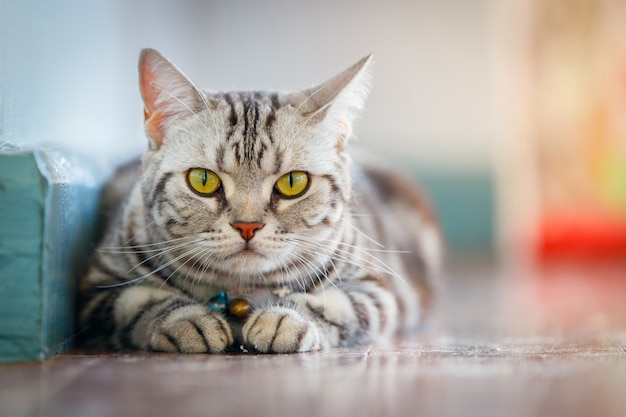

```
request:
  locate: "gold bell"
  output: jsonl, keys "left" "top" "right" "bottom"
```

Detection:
{"left": 228, "top": 298, "right": 252, "bottom": 319}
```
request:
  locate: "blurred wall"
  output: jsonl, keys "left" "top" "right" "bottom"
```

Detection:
{"left": 1, "top": 0, "right": 495, "bottom": 171}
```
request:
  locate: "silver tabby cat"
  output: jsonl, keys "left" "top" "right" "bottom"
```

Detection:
{"left": 78, "top": 49, "right": 441, "bottom": 353}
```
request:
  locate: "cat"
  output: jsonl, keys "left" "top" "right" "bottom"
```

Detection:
{"left": 77, "top": 48, "right": 442, "bottom": 353}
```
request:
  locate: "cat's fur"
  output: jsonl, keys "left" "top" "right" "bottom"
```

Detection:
{"left": 78, "top": 49, "right": 441, "bottom": 353}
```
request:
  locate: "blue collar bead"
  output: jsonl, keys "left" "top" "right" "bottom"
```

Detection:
{"left": 207, "top": 292, "right": 252, "bottom": 319}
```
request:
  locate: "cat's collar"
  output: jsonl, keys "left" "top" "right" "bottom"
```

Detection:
{"left": 207, "top": 285, "right": 292, "bottom": 319}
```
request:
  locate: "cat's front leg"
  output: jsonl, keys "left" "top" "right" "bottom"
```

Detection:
{"left": 84, "top": 285, "right": 234, "bottom": 353}
{"left": 241, "top": 303, "right": 326, "bottom": 353}
{"left": 147, "top": 297, "right": 234, "bottom": 353}
{"left": 242, "top": 279, "right": 398, "bottom": 353}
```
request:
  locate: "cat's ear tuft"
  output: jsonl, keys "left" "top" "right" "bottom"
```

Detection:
{"left": 294, "top": 54, "right": 373, "bottom": 149}
{"left": 138, "top": 48, "right": 206, "bottom": 149}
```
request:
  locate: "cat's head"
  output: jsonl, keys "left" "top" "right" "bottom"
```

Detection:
{"left": 136, "top": 48, "right": 371, "bottom": 285}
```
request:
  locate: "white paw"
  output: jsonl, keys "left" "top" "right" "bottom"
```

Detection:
{"left": 150, "top": 304, "right": 233, "bottom": 353}
{"left": 242, "top": 307, "right": 323, "bottom": 353}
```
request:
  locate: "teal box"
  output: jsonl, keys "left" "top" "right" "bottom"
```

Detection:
{"left": 0, "top": 149, "right": 101, "bottom": 362}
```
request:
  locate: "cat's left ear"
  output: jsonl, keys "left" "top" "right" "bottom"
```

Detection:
{"left": 138, "top": 48, "right": 206, "bottom": 149}
{"left": 294, "top": 54, "right": 373, "bottom": 149}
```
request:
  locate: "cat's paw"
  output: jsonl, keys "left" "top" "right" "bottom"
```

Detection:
{"left": 149, "top": 304, "right": 233, "bottom": 353}
{"left": 242, "top": 306, "right": 324, "bottom": 353}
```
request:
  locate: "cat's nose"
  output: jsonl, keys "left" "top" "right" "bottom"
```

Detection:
{"left": 231, "top": 222, "right": 264, "bottom": 241}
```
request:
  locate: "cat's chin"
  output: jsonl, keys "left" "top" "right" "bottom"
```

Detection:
{"left": 222, "top": 249, "right": 271, "bottom": 275}
{"left": 225, "top": 248, "right": 265, "bottom": 260}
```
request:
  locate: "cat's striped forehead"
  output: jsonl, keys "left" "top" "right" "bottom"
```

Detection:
{"left": 212, "top": 91, "right": 287, "bottom": 172}
{"left": 182, "top": 90, "right": 337, "bottom": 177}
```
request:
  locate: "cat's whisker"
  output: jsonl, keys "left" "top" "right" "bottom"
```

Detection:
{"left": 331, "top": 249, "right": 407, "bottom": 285}
{"left": 272, "top": 241, "right": 308, "bottom": 291}
{"left": 190, "top": 243, "right": 228, "bottom": 286}
{"left": 345, "top": 222, "right": 386, "bottom": 248}
{"left": 96, "top": 275, "right": 150, "bottom": 289}
{"left": 291, "top": 236, "right": 405, "bottom": 285}
{"left": 126, "top": 239, "right": 204, "bottom": 274}
{"left": 99, "top": 245, "right": 205, "bottom": 289}
{"left": 317, "top": 235, "right": 407, "bottom": 263}
{"left": 321, "top": 238, "right": 412, "bottom": 254}
{"left": 102, "top": 238, "right": 193, "bottom": 250}
{"left": 120, "top": 219, "right": 157, "bottom": 247}
{"left": 278, "top": 240, "right": 324, "bottom": 288}
{"left": 134, "top": 245, "right": 210, "bottom": 286}
{"left": 289, "top": 244, "right": 338, "bottom": 291}
{"left": 195, "top": 248, "right": 216, "bottom": 286}
{"left": 171, "top": 246, "right": 213, "bottom": 277}
{"left": 287, "top": 237, "right": 345, "bottom": 285}
{"left": 99, "top": 236, "right": 201, "bottom": 254}
{"left": 159, "top": 246, "right": 209, "bottom": 290}
{"left": 295, "top": 253, "right": 325, "bottom": 286}
{"left": 274, "top": 253, "right": 295, "bottom": 289}
{"left": 290, "top": 256, "right": 313, "bottom": 291}
{"left": 328, "top": 243, "right": 405, "bottom": 277}
{"left": 283, "top": 253, "right": 325, "bottom": 308}
{"left": 184, "top": 247, "right": 215, "bottom": 291}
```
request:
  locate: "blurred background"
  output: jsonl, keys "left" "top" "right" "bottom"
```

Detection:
{"left": 1, "top": 0, "right": 625, "bottom": 265}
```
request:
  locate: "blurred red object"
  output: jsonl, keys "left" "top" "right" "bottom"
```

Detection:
{"left": 537, "top": 212, "right": 626, "bottom": 261}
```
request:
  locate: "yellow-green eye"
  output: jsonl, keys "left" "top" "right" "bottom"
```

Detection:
{"left": 275, "top": 171, "right": 309, "bottom": 198}
{"left": 187, "top": 168, "right": 221, "bottom": 195}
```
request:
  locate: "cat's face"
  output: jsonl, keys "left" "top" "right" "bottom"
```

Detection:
{"left": 137, "top": 49, "right": 371, "bottom": 283}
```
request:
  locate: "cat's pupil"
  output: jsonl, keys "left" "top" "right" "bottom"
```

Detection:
{"left": 202, "top": 170, "right": 208, "bottom": 186}
{"left": 288, "top": 173, "right": 293, "bottom": 188}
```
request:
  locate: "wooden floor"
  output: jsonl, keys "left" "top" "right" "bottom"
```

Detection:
{"left": 2, "top": 258, "right": 626, "bottom": 417}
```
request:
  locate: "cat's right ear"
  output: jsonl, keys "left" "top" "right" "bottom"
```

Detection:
{"left": 291, "top": 55, "right": 373, "bottom": 151}
{"left": 138, "top": 48, "right": 205, "bottom": 149}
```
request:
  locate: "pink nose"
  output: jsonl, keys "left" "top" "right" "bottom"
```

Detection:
{"left": 232, "top": 222, "right": 264, "bottom": 241}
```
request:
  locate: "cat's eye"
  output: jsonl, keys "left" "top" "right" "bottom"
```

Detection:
{"left": 187, "top": 168, "right": 221, "bottom": 196}
{"left": 275, "top": 171, "right": 310, "bottom": 198}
